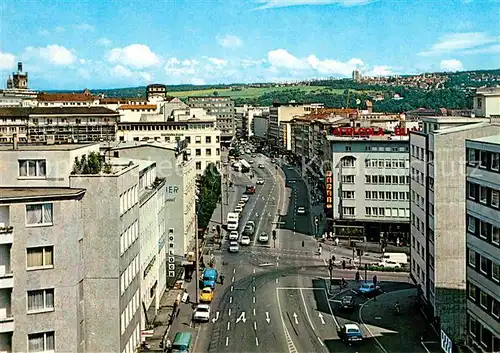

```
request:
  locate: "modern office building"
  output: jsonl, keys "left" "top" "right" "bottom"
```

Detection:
{"left": 464, "top": 136, "right": 500, "bottom": 353}
{"left": 474, "top": 87, "right": 500, "bottom": 118}
{"left": 409, "top": 116, "right": 500, "bottom": 346}
{"left": 187, "top": 96, "right": 234, "bottom": 145}
{"left": 326, "top": 129, "right": 411, "bottom": 241}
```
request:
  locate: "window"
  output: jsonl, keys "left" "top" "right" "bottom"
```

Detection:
{"left": 195, "top": 162, "right": 201, "bottom": 170}
{"left": 492, "top": 262, "right": 499, "bottom": 282}
{"left": 492, "top": 299, "right": 499, "bottom": 318}
{"left": 342, "top": 207, "right": 355, "bottom": 216}
{"left": 26, "top": 203, "right": 53, "bottom": 226}
{"left": 195, "top": 136, "right": 201, "bottom": 143}
{"left": 493, "top": 226, "right": 500, "bottom": 245}
{"left": 480, "top": 150, "right": 487, "bottom": 168}
{"left": 28, "top": 331, "right": 55, "bottom": 352}
{"left": 195, "top": 148, "right": 201, "bottom": 156}
{"left": 492, "top": 190, "right": 500, "bottom": 208}
{"left": 480, "top": 220, "right": 488, "bottom": 239}
{"left": 205, "top": 148, "right": 212, "bottom": 156}
{"left": 468, "top": 183, "right": 476, "bottom": 199}
{"left": 468, "top": 249, "right": 476, "bottom": 267}
{"left": 19, "top": 159, "right": 47, "bottom": 178}
{"left": 365, "top": 207, "right": 371, "bottom": 215}
{"left": 468, "top": 283, "right": 476, "bottom": 300}
{"left": 492, "top": 153, "right": 500, "bottom": 171}
{"left": 480, "top": 291, "right": 488, "bottom": 309}
{"left": 468, "top": 216, "right": 476, "bottom": 233}
{"left": 27, "top": 289, "right": 54, "bottom": 312}
{"left": 27, "top": 246, "right": 53, "bottom": 268}
{"left": 205, "top": 136, "right": 211, "bottom": 143}
{"left": 341, "top": 158, "right": 354, "bottom": 167}
{"left": 480, "top": 256, "right": 488, "bottom": 274}
{"left": 480, "top": 186, "right": 487, "bottom": 203}
{"left": 469, "top": 316, "right": 477, "bottom": 336}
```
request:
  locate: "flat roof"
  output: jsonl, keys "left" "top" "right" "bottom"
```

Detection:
{"left": 0, "top": 187, "right": 86, "bottom": 201}
{"left": 467, "top": 134, "right": 500, "bottom": 145}
{"left": 421, "top": 116, "right": 488, "bottom": 123}
{"left": 106, "top": 141, "right": 178, "bottom": 151}
{"left": 109, "top": 157, "right": 154, "bottom": 172}
{"left": 327, "top": 135, "right": 409, "bottom": 141}
{"left": 0, "top": 143, "right": 97, "bottom": 151}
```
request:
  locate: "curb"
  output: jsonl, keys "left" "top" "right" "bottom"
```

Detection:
{"left": 358, "top": 297, "right": 389, "bottom": 353}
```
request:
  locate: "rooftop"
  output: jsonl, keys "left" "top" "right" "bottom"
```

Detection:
{"left": 327, "top": 134, "right": 409, "bottom": 142}
{"left": 109, "top": 157, "right": 155, "bottom": 173}
{"left": 0, "top": 187, "right": 86, "bottom": 201}
{"left": 30, "top": 106, "right": 120, "bottom": 115}
{"left": 476, "top": 87, "right": 500, "bottom": 96}
{"left": 37, "top": 89, "right": 96, "bottom": 102}
{"left": 0, "top": 142, "right": 97, "bottom": 151}
{"left": 420, "top": 116, "right": 488, "bottom": 124}
{"left": 107, "top": 140, "right": 178, "bottom": 152}
{"left": 118, "top": 104, "right": 157, "bottom": 110}
{"left": 467, "top": 134, "right": 500, "bottom": 145}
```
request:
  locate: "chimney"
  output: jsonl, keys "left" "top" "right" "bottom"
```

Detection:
{"left": 17, "top": 62, "right": 23, "bottom": 72}
{"left": 13, "top": 133, "right": 18, "bottom": 150}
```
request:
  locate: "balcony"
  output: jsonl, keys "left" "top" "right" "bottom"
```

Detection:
{"left": 0, "top": 247, "right": 12, "bottom": 289}
{"left": 0, "top": 275, "right": 12, "bottom": 290}
{"left": 0, "top": 290, "right": 13, "bottom": 334}
{"left": 0, "top": 207, "right": 11, "bottom": 245}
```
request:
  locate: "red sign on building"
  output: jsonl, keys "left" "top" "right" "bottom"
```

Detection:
{"left": 325, "top": 171, "right": 332, "bottom": 209}
{"left": 332, "top": 126, "right": 422, "bottom": 137}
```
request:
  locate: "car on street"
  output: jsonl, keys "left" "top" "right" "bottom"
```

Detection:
{"left": 377, "top": 260, "right": 401, "bottom": 268}
{"left": 251, "top": 154, "right": 256, "bottom": 158}
{"left": 193, "top": 304, "right": 211, "bottom": 322}
{"left": 240, "top": 195, "right": 249, "bottom": 202}
{"left": 297, "top": 206, "right": 306, "bottom": 215}
{"left": 256, "top": 179, "right": 265, "bottom": 185}
{"left": 249, "top": 160, "right": 254, "bottom": 164}
{"left": 240, "top": 236, "right": 251, "bottom": 245}
{"left": 258, "top": 164, "right": 265, "bottom": 169}
{"left": 235, "top": 205, "right": 243, "bottom": 213}
{"left": 358, "top": 282, "right": 381, "bottom": 296}
{"left": 199, "top": 287, "right": 214, "bottom": 303}
{"left": 243, "top": 221, "right": 255, "bottom": 236}
{"left": 228, "top": 241, "right": 239, "bottom": 253}
{"left": 245, "top": 185, "right": 256, "bottom": 194}
{"left": 237, "top": 200, "right": 246, "bottom": 208}
{"left": 229, "top": 231, "right": 239, "bottom": 240}
{"left": 338, "top": 323, "right": 363, "bottom": 344}
{"left": 258, "top": 233, "right": 269, "bottom": 243}
{"left": 340, "top": 295, "right": 356, "bottom": 311}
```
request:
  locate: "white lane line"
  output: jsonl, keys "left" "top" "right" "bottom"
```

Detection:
{"left": 227, "top": 322, "right": 231, "bottom": 331}
{"left": 225, "top": 337, "right": 229, "bottom": 347}
{"left": 253, "top": 296, "right": 256, "bottom": 303}
{"left": 299, "top": 289, "right": 316, "bottom": 331}
{"left": 323, "top": 288, "right": 340, "bottom": 329}
{"left": 230, "top": 296, "right": 233, "bottom": 304}
{"left": 359, "top": 298, "right": 389, "bottom": 353}
{"left": 317, "top": 336, "right": 324, "bottom": 346}
{"left": 323, "top": 258, "right": 327, "bottom": 266}
{"left": 276, "top": 287, "right": 298, "bottom": 353}
{"left": 233, "top": 268, "right": 236, "bottom": 274}
{"left": 232, "top": 276, "right": 235, "bottom": 282}
{"left": 253, "top": 286, "right": 256, "bottom": 292}
{"left": 254, "top": 322, "right": 257, "bottom": 331}
{"left": 230, "top": 285, "right": 234, "bottom": 292}
{"left": 255, "top": 337, "right": 259, "bottom": 347}
{"left": 228, "top": 308, "right": 232, "bottom": 316}
{"left": 253, "top": 308, "right": 256, "bottom": 316}
{"left": 276, "top": 277, "right": 279, "bottom": 284}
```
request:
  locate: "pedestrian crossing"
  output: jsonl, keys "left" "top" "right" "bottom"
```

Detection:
{"left": 239, "top": 246, "right": 329, "bottom": 263}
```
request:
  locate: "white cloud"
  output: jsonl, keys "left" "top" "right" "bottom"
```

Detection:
{"left": 268, "top": 49, "right": 308, "bottom": 70}
{"left": 419, "top": 32, "right": 498, "bottom": 56}
{"left": 191, "top": 78, "right": 206, "bottom": 85}
{"left": 307, "top": 55, "right": 363, "bottom": 76}
{"left": 107, "top": 44, "right": 160, "bottom": 69}
{"left": 164, "top": 57, "right": 198, "bottom": 75}
{"left": 440, "top": 59, "right": 464, "bottom": 71}
{"left": 203, "top": 57, "right": 228, "bottom": 66}
{"left": 255, "top": 0, "right": 373, "bottom": 9}
{"left": 55, "top": 26, "right": 65, "bottom": 32}
{"left": 110, "top": 65, "right": 133, "bottom": 77}
{"left": 463, "top": 43, "right": 500, "bottom": 55}
{"left": 74, "top": 23, "right": 95, "bottom": 32}
{"left": 366, "top": 65, "right": 393, "bottom": 76}
{"left": 97, "top": 38, "right": 112, "bottom": 46}
{"left": 241, "top": 59, "right": 267, "bottom": 68}
{"left": 23, "top": 45, "right": 77, "bottom": 65}
{"left": 217, "top": 35, "right": 243, "bottom": 48}
{"left": 0, "top": 51, "right": 16, "bottom": 70}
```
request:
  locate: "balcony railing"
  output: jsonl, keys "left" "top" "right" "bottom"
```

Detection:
{"left": 0, "top": 226, "right": 13, "bottom": 234}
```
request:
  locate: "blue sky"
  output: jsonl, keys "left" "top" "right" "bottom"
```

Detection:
{"left": 0, "top": 0, "right": 499, "bottom": 90}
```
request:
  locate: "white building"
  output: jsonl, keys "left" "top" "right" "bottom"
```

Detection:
{"left": 464, "top": 136, "right": 500, "bottom": 353}
{"left": 409, "top": 116, "right": 500, "bottom": 345}
{"left": 474, "top": 87, "right": 500, "bottom": 118}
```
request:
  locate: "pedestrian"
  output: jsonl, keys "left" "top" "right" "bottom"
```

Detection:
{"left": 342, "top": 260, "right": 346, "bottom": 269}
{"left": 335, "top": 237, "right": 339, "bottom": 246}
{"left": 220, "top": 274, "right": 225, "bottom": 285}
{"left": 301, "top": 240, "right": 304, "bottom": 247}
{"left": 176, "top": 307, "right": 180, "bottom": 318}
{"left": 355, "top": 271, "right": 360, "bottom": 282}
{"left": 166, "top": 338, "right": 172, "bottom": 350}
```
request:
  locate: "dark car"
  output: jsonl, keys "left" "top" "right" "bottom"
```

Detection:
{"left": 338, "top": 324, "right": 363, "bottom": 345}
{"left": 340, "top": 295, "right": 356, "bottom": 311}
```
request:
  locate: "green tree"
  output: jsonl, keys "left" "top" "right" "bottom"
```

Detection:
{"left": 197, "top": 163, "right": 221, "bottom": 230}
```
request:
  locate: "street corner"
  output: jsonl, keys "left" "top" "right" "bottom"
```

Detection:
{"left": 359, "top": 288, "right": 428, "bottom": 353}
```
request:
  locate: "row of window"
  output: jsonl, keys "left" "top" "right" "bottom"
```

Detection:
{"left": 411, "top": 213, "right": 427, "bottom": 240}
{"left": 468, "top": 248, "right": 500, "bottom": 284}
{"left": 120, "top": 221, "right": 139, "bottom": 256}
{"left": 120, "top": 185, "right": 138, "bottom": 216}
{"left": 120, "top": 289, "right": 139, "bottom": 335}
{"left": 365, "top": 191, "right": 410, "bottom": 201}
{"left": 365, "top": 175, "right": 410, "bottom": 185}
{"left": 411, "top": 145, "right": 433, "bottom": 162}
{"left": 365, "top": 159, "right": 409, "bottom": 169}
{"left": 193, "top": 148, "right": 220, "bottom": 157}
{"left": 365, "top": 207, "right": 409, "bottom": 218}
{"left": 410, "top": 167, "right": 426, "bottom": 185}
{"left": 122, "top": 324, "right": 141, "bottom": 353}
{"left": 412, "top": 236, "right": 428, "bottom": 264}
{"left": 120, "top": 256, "right": 140, "bottom": 296}
{"left": 467, "top": 215, "right": 500, "bottom": 247}
{"left": 468, "top": 314, "right": 500, "bottom": 352}
{"left": 19, "top": 159, "right": 47, "bottom": 178}
{"left": 186, "top": 135, "right": 214, "bottom": 144}
{"left": 467, "top": 282, "right": 499, "bottom": 323}
{"left": 344, "top": 145, "right": 408, "bottom": 152}
{"left": 468, "top": 182, "right": 500, "bottom": 209}
{"left": 467, "top": 148, "right": 500, "bottom": 172}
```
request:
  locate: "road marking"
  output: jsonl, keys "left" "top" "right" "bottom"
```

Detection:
{"left": 254, "top": 322, "right": 257, "bottom": 331}
{"left": 253, "top": 286, "right": 256, "bottom": 292}
{"left": 236, "top": 311, "right": 247, "bottom": 323}
{"left": 359, "top": 299, "right": 388, "bottom": 353}
{"left": 253, "top": 296, "right": 256, "bottom": 303}
{"left": 253, "top": 308, "right": 256, "bottom": 316}
{"left": 276, "top": 262, "right": 279, "bottom": 267}
{"left": 255, "top": 337, "right": 259, "bottom": 347}
{"left": 318, "top": 313, "right": 325, "bottom": 325}
{"left": 227, "top": 322, "right": 230, "bottom": 330}
{"left": 233, "top": 268, "right": 236, "bottom": 274}
{"left": 228, "top": 308, "right": 232, "bottom": 316}
{"left": 292, "top": 312, "right": 299, "bottom": 324}
{"left": 276, "top": 288, "right": 298, "bottom": 353}
{"left": 323, "top": 258, "right": 327, "bottom": 266}
{"left": 212, "top": 312, "right": 220, "bottom": 323}
{"left": 230, "top": 296, "right": 233, "bottom": 304}
{"left": 266, "top": 312, "right": 271, "bottom": 323}
{"left": 232, "top": 276, "right": 235, "bottom": 282}
{"left": 230, "top": 286, "right": 234, "bottom": 292}
{"left": 324, "top": 288, "right": 340, "bottom": 329}
{"left": 225, "top": 337, "right": 229, "bottom": 346}
{"left": 277, "top": 287, "right": 326, "bottom": 290}
{"left": 276, "top": 277, "right": 279, "bottom": 284}
{"left": 253, "top": 268, "right": 256, "bottom": 274}
{"left": 299, "top": 289, "right": 315, "bottom": 331}
{"left": 317, "top": 336, "right": 325, "bottom": 346}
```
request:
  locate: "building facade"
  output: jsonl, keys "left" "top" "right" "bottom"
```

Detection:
{"left": 187, "top": 96, "right": 234, "bottom": 144}
{"left": 465, "top": 136, "right": 500, "bottom": 353}
{"left": 474, "top": 87, "right": 500, "bottom": 118}
{"left": 409, "top": 117, "right": 500, "bottom": 346}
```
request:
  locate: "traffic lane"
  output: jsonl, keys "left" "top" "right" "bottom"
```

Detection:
{"left": 236, "top": 180, "right": 273, "bottom": 240}
{"left": 277, "top": 288, "right": 329, "bottom": 353}
{"left": 281, "top": 182, "right": 313, "bottom": 235}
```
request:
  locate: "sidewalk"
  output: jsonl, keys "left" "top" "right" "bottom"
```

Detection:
{"left": 360, "top": 289, "right": 440, "bottom": 353}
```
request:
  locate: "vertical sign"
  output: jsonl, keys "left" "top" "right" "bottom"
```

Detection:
{"left": 168, "top": 229, "right": 175, "bottom": 277}
{"left": 440, "top": 330, "right": 452, "bottom": 353}
{"left": 325, "top": 171, "right": 333, "bottom": 209}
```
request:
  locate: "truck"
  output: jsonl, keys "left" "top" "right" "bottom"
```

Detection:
{"left": 227, "top": 212, "right": 239, "bottom": 231}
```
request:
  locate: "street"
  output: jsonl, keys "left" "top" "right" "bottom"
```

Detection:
{"left": 187, "top": 152, "right": 428, "bottom": 353}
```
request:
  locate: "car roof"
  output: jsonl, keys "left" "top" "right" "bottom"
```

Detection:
{"left": 202, "top": 287, "right": 212, "bottom": 291}
{"left": 197, "top": 304, "right": 210, "bottom": 310}
{"left": 342, "top": 295, "right": 353, "bottom": 300}
{"left": 344, "top": 323, "right": 360, "bottom": 330}
{"left": 229, "top": 241, "right": 238, "bottom": 245}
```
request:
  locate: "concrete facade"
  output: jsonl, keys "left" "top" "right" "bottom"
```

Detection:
{"left": 474, "top": 87, "right": 500, "bottom": 118}
{"left": 409, "top": 117, "right": 500, "bottom": 345}
{"left": 187, "top": 96, "right": 235, "bottom": 143}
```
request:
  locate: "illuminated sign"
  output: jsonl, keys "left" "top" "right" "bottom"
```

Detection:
{"left": 168, "top": 229, "right": 175, "bottom": 277}
{"left": 325, "top": 170, "right": 333, "bottom": 209}
{"left": 332, "top": 127, "right": 422, "bottom": 137}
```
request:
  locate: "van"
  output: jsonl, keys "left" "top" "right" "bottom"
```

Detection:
{"left": 202, "top": 268, "right": 218, "bottom": 288}
{"left": 171, "top": 332, "right": 193, "bottom": 353}
{"left": 381, "top": 252, "right": 408, "bottom": 265}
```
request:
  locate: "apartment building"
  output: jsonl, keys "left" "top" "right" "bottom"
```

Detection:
{"left": 464, "top": 136, "right": 500, "bottom": 353}
{"left": 474, "top": 87, "right": 500, "bottom": 118}
{"left": 0, "top": 106, "right": 120, "bottom": 143}
{"left": 36, "top": 89, "right": 100, "bottom": 107}
{"left": 187, "top": 96, "right": 234, "bottom": 144}
{"left": 252, "top": 113, "right": 269, "bottom": 141}
{"left": 409, "top": 116, "right": 500, "bottom": 345}
{"left": 116, "top": 108, "right": 221, "bottom": 175}
{"left": 327, "top": 131, "right": 411, "bottom": 241}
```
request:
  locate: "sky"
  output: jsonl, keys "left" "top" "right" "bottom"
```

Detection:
{"left": 0, "top": 0, "right": 499, "bottom": 90}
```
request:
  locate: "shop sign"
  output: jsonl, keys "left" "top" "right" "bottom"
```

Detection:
{"left": 332, "top": 127, "right": 422, "bottom": 137}
{"left": 325, "top": 170, "right": 333, "bottom": 209}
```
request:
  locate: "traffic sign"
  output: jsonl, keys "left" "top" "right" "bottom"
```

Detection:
{"left": 441, "top": 330, "right": 452, "bottom": 353}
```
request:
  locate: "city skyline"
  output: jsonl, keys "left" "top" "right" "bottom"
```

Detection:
{"left": 0, "top": 0, "right": 499, "bottom": 90}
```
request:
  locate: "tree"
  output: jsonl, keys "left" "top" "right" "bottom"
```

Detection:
{"left": 197, "top": 163, "right": 221, "bottom": 229}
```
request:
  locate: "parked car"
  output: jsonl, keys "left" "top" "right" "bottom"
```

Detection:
{"left": 193, "top": 304, "right": 211, "bottom": 322}
{"left": 240, "top": 236, "right": 251, "bottom": 245}
{"left": 237, "top": 200, "right": 246, "bottom": 208}
{"left": 256, "top": 179, "right": 265, "bottom": 185}
{"left": 241, "top": 195, "right": 249, "bottom": 202}
{"left": 258, "top": 233, "right": 269, "bottom": 243}
{"left": 297, "top": 206, "right": 306, "bottom": 215}
{"left": 377, "top": 260, "right": 401, "bottom": 268}
{"left": 358, "top": 282, "right": 381, "bottom": 296}
{"left": 235, "top": 205, "right": 243, "bottom": 213}
{"left": 340, "top": 295, "right": 356, "bottom": 311}
{"left": 258, "top": 164, "right": 265, "bottom": 169}
{"left": 338, "top": 323, "right": 363, "bottom": 344}
{"left": 228, "top": 241, "right": 239, "bottom": 253}
{"left": 229, "top": 231, "right": 239, "bottom": 241}
{"left": 199, "top": 287, "right": 214, "bottom": 303}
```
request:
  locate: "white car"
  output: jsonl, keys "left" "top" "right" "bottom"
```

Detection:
{"left": 297, "top": 206, "right": 306, "bottom": 215}
{"left": 240, "top": 195, "right": 249, "bottom": 202}
{"left": 256, "top": 179, "right": 265, "bottom": 185}
{"left": 237, "top": 200, "right": 246, "bottom": 208}
{"left": 229, "top": 231, "right": 239, "bottom": 240}
{"left": 258, "top": 233, "right": 269, "bottom": 243}
{"left": 193, "top": 304, "right": 211, "bottom": 322}
{"left": 235, "top": 205, "right": 243, "bottom": 213}
{"left": 240, "top": 236, "right": 251, "bottom": 245}
{"left": 378, "top": 260, "right": 401, "bottom": 269}
{"left": 228, "top": 241, "right": 239, "bottom": 253}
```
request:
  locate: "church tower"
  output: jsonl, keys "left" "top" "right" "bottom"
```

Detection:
{"left": 12, "top": 62, "right": 28, "bottom": 89}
